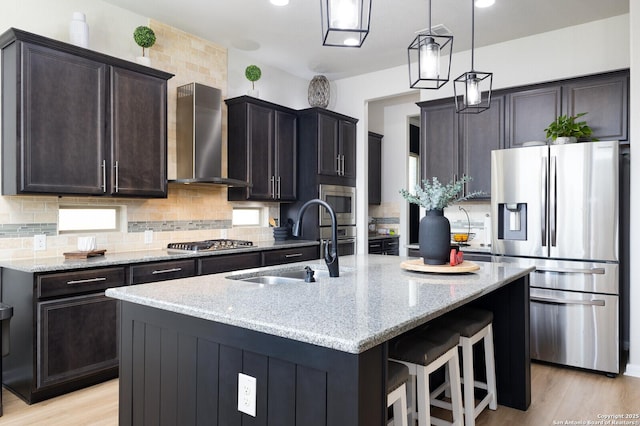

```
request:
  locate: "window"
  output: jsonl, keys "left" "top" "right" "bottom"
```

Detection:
{"left": 59, "top": 206, "right": 120, "bottom": 233}
{"left": 232, "top": 207, "right": 263, "bottom": 226}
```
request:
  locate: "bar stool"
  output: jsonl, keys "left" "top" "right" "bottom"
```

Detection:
{"left": 389, "top": 328, "right": 464, "bottom": 426}
{"left": 387, "top": 360, "right": 409, "bottom": 426}
{"left": 431, "top": 307, "right": 497, "bottom": 426}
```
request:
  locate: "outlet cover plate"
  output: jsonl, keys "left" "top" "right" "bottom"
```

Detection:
{"left": 144, "top": 230, "right": 153, "bottom": 244}
{"left": 237, "top": 373, "right": 256, "bottom": 417}
{"left": 34, "top": 234, "right": 46, "bottom": 251}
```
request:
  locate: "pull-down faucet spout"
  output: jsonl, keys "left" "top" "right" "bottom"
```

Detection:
{"left": 292, "top": 199, "right": 339, "bottom": 277}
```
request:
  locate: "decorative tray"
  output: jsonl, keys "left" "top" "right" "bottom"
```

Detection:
{"left": 400, "top": 258, "right": 480, "bottom": 274}
{"left": 63, "top": 249, "right": 107, "bottom": 260}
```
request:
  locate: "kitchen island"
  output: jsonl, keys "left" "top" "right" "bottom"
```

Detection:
{"left": 106, "top": 254, "right": 533, "bottom": 426}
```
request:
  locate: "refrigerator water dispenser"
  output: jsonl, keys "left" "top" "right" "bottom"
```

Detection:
{"left": 498, "top": 203, "right": 527, "bottom": 240}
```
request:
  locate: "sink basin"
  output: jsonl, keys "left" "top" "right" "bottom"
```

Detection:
{"left": 227, "top": 267, "right": 332, "bottom": 285}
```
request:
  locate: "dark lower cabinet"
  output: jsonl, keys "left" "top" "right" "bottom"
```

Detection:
{"left": 262, "top": 246, "right": 319, "bottom": 266}
{"left": 368, "top": 237, "right": 399, "bottom": 256}
{"left": 38, "top": 294, "right": 119, "bottom": 388}
{"left": 129, "top": 259, "right": 196, "bottom": 285}
{"left": 198, "top": 252, "right": 263, "bottom": 275}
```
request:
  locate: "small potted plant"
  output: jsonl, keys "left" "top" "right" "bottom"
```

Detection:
{"left": 544, "top": 112, "right": 595, "bottom": 144}
{"left": 400, "top": 176, "right": 483, "bottom": 265}
{"left": 245, "top": 65, "right": 262, "bottom": 97}
{"left": 133, "top": 26, "right": 156, "bottom": 66}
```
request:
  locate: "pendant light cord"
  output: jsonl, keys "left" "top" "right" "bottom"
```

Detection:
{"left": 470, "top": 0, "right": 475, "bottom": 71}
{"left": 428, "top": 0, "right": 432, "bottom": 35}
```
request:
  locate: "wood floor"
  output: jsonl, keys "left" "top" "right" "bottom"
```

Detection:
{"left": 1, "top": 362, "right": 639, "bottom": 425}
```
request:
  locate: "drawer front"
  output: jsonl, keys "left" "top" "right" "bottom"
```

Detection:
{"left": 262, "top": 246, "right": 319, "bottom": 266}
{"left": 383, "top": 238, "right": 399, "bottom": 255}
{"left": 198, "top": 252, "right": 262, "bottom": 275}
{"left": 130, "top": 259, "right": 196, "bottom": 285}
{"left": 37, "top": 267, "right": 126, "bottom": 299}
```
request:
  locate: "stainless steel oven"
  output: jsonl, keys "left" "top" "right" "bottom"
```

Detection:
{"left": 320, "top": 226, "right": 356, "bottom": 256}
{"left": 319, "top": 184, "right": 356, "bottom": 227}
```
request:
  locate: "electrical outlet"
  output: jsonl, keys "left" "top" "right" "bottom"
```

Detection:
{"left": 144, "top": 230, "right": 153, "bottom": 244}
{"left": 34, "top": 234, "right": 46, "bottom": 251}
{"left": 237, "top": 373, "right": 257, "bottom": 417}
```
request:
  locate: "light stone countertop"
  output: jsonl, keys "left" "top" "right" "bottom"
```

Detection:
{"left": 106, "top": 254, "right": 533, "bottom": 354}
{"left": 0, "top": 240, "right": 319, "bottom": 273}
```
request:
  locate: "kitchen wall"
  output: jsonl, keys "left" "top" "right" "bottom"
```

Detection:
{"left": 0, "top": 0, "right": 304, "bottom": 260}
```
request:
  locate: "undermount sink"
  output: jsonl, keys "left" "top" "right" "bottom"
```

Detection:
{"left": 227, "top": 267, "right": 332, "bottom": 285}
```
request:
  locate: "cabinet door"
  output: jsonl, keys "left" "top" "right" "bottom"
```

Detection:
{"left": 198, "top": 252, "right": 262, "bottom": 275}
{"left": 563, "top": 73, "right": 628, "bottom": 141}
{"left": 507, "top": 85, "right": 561, "bottom": 147}
{"left": 37, "top": 293, "right": 119, "bottom": 388}
{"left": 111, "top": 67, "right": 167, "bottom": 197}
{"left": 17, "top": 42, "right": 106, "bottom": 195}
{"left": 339, "top": 120, "right": 357, "bottom": 180}
{"left": 368, "top": 132, "right": 382, "bottom": 205}
{"left": 274, "top": 110, "right": 297, "bottom": 200}
{"left": 318, "top": 114, "right": 339, "bottom": 176}
{"left": 460, "top": 95, "right": 505, "bottom": 198}
{"left": 421, "top": 102, "right": 458, "bottom": 184}
{"left": 247, "top": 103, "right": 275, "bottom": 199}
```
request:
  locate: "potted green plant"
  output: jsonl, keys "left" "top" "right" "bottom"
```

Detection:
{"left": 133, "top": 26, "right": 156, "bottom": 66}
{"left": 544, "top": 112, "right": 595, "bottom": 144}
{"left": 245, "top": 65, "right": 262, "bottom": 97}
{"left": 400, "top": 176, "right": 483, "bottom": 265}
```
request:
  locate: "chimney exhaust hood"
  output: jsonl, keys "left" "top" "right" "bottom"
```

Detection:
{"left": 171, "top": 83, "right": 250, "bottom": 187}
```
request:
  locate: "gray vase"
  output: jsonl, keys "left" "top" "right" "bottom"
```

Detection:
{"left": 419, "top": 209, "right": 451, "bottom": 265}
{"left": 308, "top": 75, "right": 330, "bottom": 108}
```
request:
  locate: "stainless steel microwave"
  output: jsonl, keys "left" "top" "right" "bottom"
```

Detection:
{"left": 319, "top": 184, "right": 356, "bottom": 227}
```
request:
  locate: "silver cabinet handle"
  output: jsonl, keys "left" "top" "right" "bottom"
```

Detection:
{"left": 541, "top": 156, "right": 547, "bottom": 247}
{"left": 101, "top": 160, "right": 107, "bottom": 193}
{"left": 549, "top": 155, "right": 557, "bottom": 247}
{"left": 531, "top": 296, "right": 605, "bottom": 307}
{"left": 534, "top": 266, "right": 605, "bottom": 275}
{"left": 114, "top": 161, "right": 120, "bottom": 193}
{"left": 277, "top": 176, "right": 281, "bottom": 199}
{"left": 270, "top": 176, "right": 275, "bottom": 199}
{"left": 67, "top": 277, "right": 107, "bottom": 285}
{"left": 369, "top": 244, "right": 382, "bottom": 248}
{"left": 152, "top": 268, "right": 182, "bottom": 275}
{"left": 284, "top": 253, "right": 303, "bottom": 258}
{"left": 336, "top": 155, "right": 341, "bottom": 175}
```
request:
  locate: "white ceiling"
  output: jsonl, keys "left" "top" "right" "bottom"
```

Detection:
{"left": 102, "top": 0, "right": 628, "bottom": 81}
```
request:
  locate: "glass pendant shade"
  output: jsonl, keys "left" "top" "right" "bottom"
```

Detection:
{"left": 454, "top": 70, "right": 492, "bottom": 113}
{"left": 454, "top": 0, "right": 493, "bottom": 113}
{"left": 408, "top": 33, "right": 453, "bottom": 89}
{"left": 321, "top": 0, "right": 371, "bottom": 47}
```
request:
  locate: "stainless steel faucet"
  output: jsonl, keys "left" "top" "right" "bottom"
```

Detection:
{"left": 292, "top": 199, "right": 339, "bottom": 277}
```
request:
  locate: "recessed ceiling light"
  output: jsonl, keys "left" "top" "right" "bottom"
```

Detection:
{"left": 475, "top": 0, "right": 495, "bottom": 7}
{"left": 270, "top": 0, "right": 289, "bottom": 6}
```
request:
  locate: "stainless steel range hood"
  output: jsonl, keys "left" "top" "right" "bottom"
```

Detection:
{"left": 171, "top": 83, "right": 249, "bottom": 186}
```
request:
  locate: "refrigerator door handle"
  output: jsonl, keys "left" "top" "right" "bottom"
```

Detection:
{"left": 531, "top": 296, "right": 606, "bottom": 307}
{"left": 550, "top": 155, "right": 557, "bottom": 247}
{"left": 541, "top": 156, "right": 547, "bottom": 247}
{"left": 534, "top": 266, "right": 606, "bottom": 275}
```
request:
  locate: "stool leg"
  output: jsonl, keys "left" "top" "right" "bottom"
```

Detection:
{"left": 461, "top": 337, "right": 475, "bottom": 426}
{"left": 398, "top": 383, "right": 409, "bottom": 426}
{"left": 448, "top": 352, "right": 464, "bottom": 426}
{"left": 416, "top": 365, "right": 431, "bottom": 426}
{"left": 484, "top": 325, "right": 498, "bottom": 410}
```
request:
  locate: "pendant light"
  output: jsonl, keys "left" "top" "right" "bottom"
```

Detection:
{"left": 407, "top": 0, "right": 453, "bottom": 89}
{"left": 454, "top": 0, "right": 492, "bottom": 113}
{"left": 320, "top": 0, "right": 372, "bottom": 47}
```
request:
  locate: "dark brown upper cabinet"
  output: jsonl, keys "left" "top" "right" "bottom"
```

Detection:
{"left": 507, "top": 86, "right": 561, "bottom": 148}
{"left": 419, "top": 96, "right": 504, "bottom": 199}
{"left": 368, "top": 131, "right": 383, "bottom": 205}
{"left": 226, "top": 96, "right": 298, "bottom": 201}
{"left": 0, "top": 28, "right": 172, "bottom": 197}
{"left": 298, "top": 108, "right": 358, "bottom": 187}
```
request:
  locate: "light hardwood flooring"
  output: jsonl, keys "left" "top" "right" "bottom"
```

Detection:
{"left": 1, "top": 362, "right": 639, "bottom": 425}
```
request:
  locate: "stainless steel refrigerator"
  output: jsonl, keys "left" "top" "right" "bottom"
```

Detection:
{"left": 491, "top": 141, "right": 619, "bottom": 375}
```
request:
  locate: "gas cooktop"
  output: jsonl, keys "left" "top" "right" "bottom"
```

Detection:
{"left": 167, "top": 239, "right": 254, "bottom": 252}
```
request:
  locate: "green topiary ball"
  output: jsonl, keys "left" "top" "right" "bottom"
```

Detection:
{"left": 245, "top": 65, "right": 262, "bottom": 82}
{"left": 133, "top": 26, "right": 156, "bottom": 49}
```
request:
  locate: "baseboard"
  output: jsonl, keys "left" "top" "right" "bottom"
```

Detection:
{"left": 624, "top": 362, "right": 640, "bottom": 378}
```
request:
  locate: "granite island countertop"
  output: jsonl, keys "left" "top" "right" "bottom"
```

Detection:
{"left": 0, "top": 240, "right": 319, "bottom": 273}
{"left": 106, "top": 254, "right": 533, "bottom": 354}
